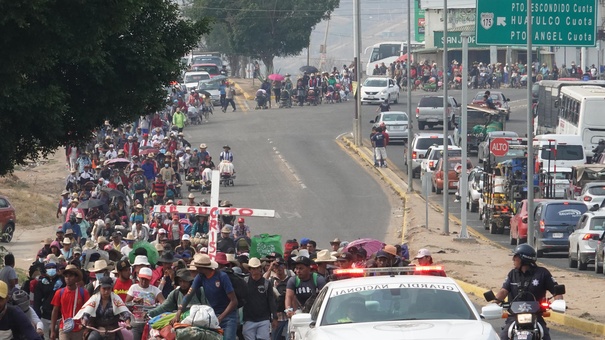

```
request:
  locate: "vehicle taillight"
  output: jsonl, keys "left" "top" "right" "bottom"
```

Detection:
{"left": 435, "top": 171, "right": 442, "bottom": 179}
{"left": 416, "top": 108, "right": 420, "bottom": 116}
{"left": 412, "top": 151, "right": 417, "bottom": 159}
{"left": 583, "top": 196, "right": 592, "bottom": 202}
{"left": 429, "top": 161, "right": 434, "bottom": 168}
{"left": 540, "top": 301, "right": 550, "bottom": 310}
{"left": 540, "top": 220, "right": 545, "bottom": 232}
{"left": 582, "top": 234, "right": 598, "bottom": 241}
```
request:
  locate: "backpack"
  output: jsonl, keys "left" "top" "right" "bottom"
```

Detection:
{"left": 295, "top": 273, "right": 319, "bottom": 313}
{"left": 225, "top": 270, "right": 248, "bottom": 308}
{"left": 273, "top": 274, "right": 292, "bottom": 311}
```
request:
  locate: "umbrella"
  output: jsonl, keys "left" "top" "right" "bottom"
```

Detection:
{"left": 344, "top": 238, "right": 385, "bottom": 258}
{"left": 82, "top": 249, "right": 109, "bottom": 269}
{"left": 268, "top": 74, "right": 285, "bottom": 82}
{"left": 129, "top": 241, "right": 160, "bottom": 265}
{"left": 106, "top": 158, "right": 131, "bottom": 168}
{"left": 101, "top": 188, "right": 126, "bottom": 199}
{"left": 139, "top": 148, "right": 159, "bottom": 156}
{"left": 77, "top": 199, "right": 105, "bottom": 210}
{"left": 198, "top": 90, "right": 212, "bottom": 97}
{"left": 299, "top": 65, "right": 319, "bottom": 74}
{"left": 396, "top": 54, "right": 409, "bottom": 62}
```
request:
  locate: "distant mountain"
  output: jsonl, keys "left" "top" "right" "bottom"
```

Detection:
{"left": 274, "top": 0, "right": 411, "bottom": 76}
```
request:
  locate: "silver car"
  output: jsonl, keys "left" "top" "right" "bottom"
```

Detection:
{"left": 403, "top": 133, "right": 453, "bottom": 178}
{"left": 369, "top": 111, "right": 409, "bottom": 141}
{"left": 568, "top": 211, "right": 605, "bottom": 270}
{"left": 578, "top": 182, "right": 605, "bottom": 208}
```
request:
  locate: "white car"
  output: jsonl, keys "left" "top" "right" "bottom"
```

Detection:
{"left": 369, "top": 111, "right": 409, "bottom": 141}
{"left": 420, "top": 145, "right": 462, "bottom": 179}
{"left": 290, "top": 268, "right": 499, "bottom": 340}
{"left": 360, "top": 77, "right": 399, "bottom": 104}
{"left": 183, "top": 71, "right": 210, "bottom": 92}
{"left": 568, "top": 211, "right": 605, "bottom": 270}
{"left": 577, "top": 181, "right": 605, "bottom": 208}
{"left": 197, "top": 79, "right": 221, "bottom": 106}
{"left": 466, "top": 167, "right": 484, "bottom": 213}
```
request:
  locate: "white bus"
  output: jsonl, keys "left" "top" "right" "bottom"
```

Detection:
{"left": 364, "top": 41, "right": 424, "bottom": 77}
{"left": 556, "top": 85, "right": 605, "bottom": 161}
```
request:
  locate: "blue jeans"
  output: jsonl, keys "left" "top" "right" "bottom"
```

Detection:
{"left": 221, "top": 310, "right": 239, "bottom": 340}
{"left": 272, "top": 320, "right": 288, "bottom": 340}
{"left": 243, "top": 320, "right": 270, "bottom": 340}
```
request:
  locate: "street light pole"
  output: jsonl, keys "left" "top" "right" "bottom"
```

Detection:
{"left": 443, "top": 0, "right": 449, "bottom": 235}
{"left": 353, "top": 0, "right": 362, "bottom": 146}
{"left": 406, "top": 0, "right": 414, "bottom": 191}
{"left": 459, "top": 31, "right": 472, "bottom": 239}
{"left": 526, "top": 0, "right": 535, "bottom": 247}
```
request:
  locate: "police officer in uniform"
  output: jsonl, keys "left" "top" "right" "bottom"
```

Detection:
{"left": 493, "top": 244, "right": 563, "bottom": 340}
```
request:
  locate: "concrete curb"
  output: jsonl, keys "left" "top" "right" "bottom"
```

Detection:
{"left": 233, "top": 83, "right": 255, "bottom": 101}
{"left": 340, "top": 135, "right": 605, "bottom": 337}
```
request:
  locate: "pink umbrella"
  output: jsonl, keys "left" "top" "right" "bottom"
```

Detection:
{"left": 344, "top": 238, "right": 385, "bottom": 258}
{"left": 268, "top": 74, "right": 285, "bottom": 82}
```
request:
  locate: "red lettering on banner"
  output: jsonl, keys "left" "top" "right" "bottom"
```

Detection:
{"left": 238, "top": 208, "right": 253, "bottom": 216}
{"left": 187, "top": 206, "right": 196, "bottom": 214}
{"left": 158, "top": 205, "right": 167, "bottom": 213}
{"left": 169, "top": 205, "right": 177, "bottom": 214}
{"left": 223, "top": 208, "right": 237, "bottom": 215}
{"left": 198, "top": 207, "right": 210, "bottom": 215}
{"left": 210, "top": 207, "right": 219, "bottom": 218}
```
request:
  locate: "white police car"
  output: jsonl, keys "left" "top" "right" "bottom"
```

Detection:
{"left": 290, "top": 267, "right": 499, "bottom": 340}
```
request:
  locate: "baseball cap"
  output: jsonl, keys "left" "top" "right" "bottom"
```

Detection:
{"left": 414, "top": 248, "right": 432, "bottom": 259}
{"left": 182, "top": 234, "right": 191, "bottom": 241}
{"left": 294, "top": 256, "right": 313, "bottom": 267}
{"left": 157, "top": 228, "right": 167, "bottom": 234}
{"left": 99, "top": 277, "right": 114, "bottom": 288}
{"left": 300, "top": 238, "right": 310, "bottom": 246}
{"left": 139, "top": 267, "right": 153, "bottom": 280}
{"left": 116, "top": 259, "right": 131, "bottom": 271}
{"left": 237, "top": 217, "right": 244, "bottom": 223}
{"left": 337, "top": 252, "right": 354, "bottom": 262}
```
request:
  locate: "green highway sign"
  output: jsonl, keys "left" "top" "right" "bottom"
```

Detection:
{"left": 434, "top": 31, "right": 480, "bottom": 49}
{"left": 475, "top": 0, "right": 597, "bottom": 47}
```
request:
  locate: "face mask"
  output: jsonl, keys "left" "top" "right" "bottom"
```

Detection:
{"left": 165, "top": 164, "right": 169, "bottom": 168}
{"left": 95, "top": 273, "right": 105, "bottom": 281}
{"left": 46, "top": 268, "right": 57, "bottom": 277}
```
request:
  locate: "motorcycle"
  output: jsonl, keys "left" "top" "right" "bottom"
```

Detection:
{"left": 481, "top": 285, "right": 566, "bottom": 340}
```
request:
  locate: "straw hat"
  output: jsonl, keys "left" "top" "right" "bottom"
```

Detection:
{"left": 192, "top": 254, "right": 218, "bottom": 269}
{"left": 314, "top": 249, "right": 337, "bottom": 263}
{"left": 243, "top": 257, "right": 262, "bottom": 269}
{"left": 88, "top": 260, "right": 109, "bottom": 273}
{"left": 63, "top": 264, "right": 83, "bottom": 281}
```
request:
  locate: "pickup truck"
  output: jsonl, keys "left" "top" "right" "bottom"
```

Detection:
{"left": 415, "top": 96, "right": 460, "bottom": 131}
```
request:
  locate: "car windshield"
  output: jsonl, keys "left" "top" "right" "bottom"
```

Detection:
{"left": 185, "top": 74, "right": 209, "bottom": 83}
{"left": 321, "top": 284, "right": 474, "bottom": 326}
{"left": 192, "top": 56, "right": 221, "bottom": 66}
{"left": 589, "top": 217, "right": 605, "bottom": 230}
{"left": 430, "top": 149, "right": 462, "bottom": 160}
{"left": 588, "top": 186, "right": 605, "bottom": 196}
{"left": 474, "top": 93, "right": 501, "bottom": 101}
{"left": 416, "top": 137, "right": 444, "bottom": 149}
{"left": 540, "top": 145, "right": 584, "bottom": 161}
{"left": 198, "top": 82, "right": 220, "bottom": 90}
{"left": 364, "top": 79, "right": 387, "bottom": 87}
{"left": 419, "top": 97, "right": 448, "bottom": 107}
{"left": 192, "top": 65, "right": 220, "bottom": 74}
{"left": 383, "top": 113, "right": 408, "bottom": 122}
{"left": 543, "top": 204, "right": 587, "bottom": 224}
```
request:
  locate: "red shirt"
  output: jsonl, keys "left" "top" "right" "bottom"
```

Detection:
{"left": 51, "top": 286, "right": 90, "bottom": 331}
{"left": 113, "top": 278, "right": 133, "bottom": 302}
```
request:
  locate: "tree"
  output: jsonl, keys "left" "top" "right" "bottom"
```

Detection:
{"left": 0, "top": 0, "right": 209, "bottom": 176}
{"left": 187, "top": 0, "right": 339, "bottom": 73}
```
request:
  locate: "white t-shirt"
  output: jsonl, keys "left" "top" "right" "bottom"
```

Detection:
{"left": 127, "top": 284, "right": 161, "bottom": 306}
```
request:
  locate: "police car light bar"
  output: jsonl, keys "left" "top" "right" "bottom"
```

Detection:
{"left": 332, "top": 266, "right": 445, "bottom": 277}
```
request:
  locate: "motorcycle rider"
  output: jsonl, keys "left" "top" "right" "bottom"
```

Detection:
{"left": 492, "top": 244, "right": 563, "bottom": 340}
{"left": 592, "top": 139, "right": 605, "bottom": 162}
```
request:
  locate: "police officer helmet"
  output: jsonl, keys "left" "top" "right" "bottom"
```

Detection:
{"left": 512, "top": 244, "right": 537, "bottom": 264}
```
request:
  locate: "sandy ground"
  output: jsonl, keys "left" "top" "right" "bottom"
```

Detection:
{"left": 403, "top": 192, "right": 605, "bottom": 325}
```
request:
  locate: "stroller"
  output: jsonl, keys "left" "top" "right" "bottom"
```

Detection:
{"left": 306, "top": 88, "right": 318, "bottom": 106}
{"left": 255, "top": 89, "right": 268, "bottom": 109}
{"left": 218, "top": 160, "right": 236, "bottom": 186}
{"left": 325, "top": 85, "right": 336, "bottom": 103}
{"left": 279, "top": 89, "right": 292, "bottom": 108}
{"left": 187, "top": 105, "right": 202, "bottom": 125}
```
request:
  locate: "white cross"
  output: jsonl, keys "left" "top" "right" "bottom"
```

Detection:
{"left": 153, "top": 170, "right": 275, "bottom": 258}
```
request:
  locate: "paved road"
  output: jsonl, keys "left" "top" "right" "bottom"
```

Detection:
{"left": 182, "top": 100, "right": 393, "bottom": 244}
{"left": 358, "top": 86, "right": 605, "bottom": 279}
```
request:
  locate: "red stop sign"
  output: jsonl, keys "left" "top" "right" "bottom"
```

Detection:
{"left": 490, "top": 138, "right": 509, "bottom": 157}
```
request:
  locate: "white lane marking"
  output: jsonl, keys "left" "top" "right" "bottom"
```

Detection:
{"left": 268, "top": 138, "right": 306, "bottom": 189}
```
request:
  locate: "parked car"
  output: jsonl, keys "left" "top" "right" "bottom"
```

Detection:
{"left": 568, "top": 211, "right": 605, "bottom": 270}
{"left": 420, "top": 145, "right": 462, "bottom": 178}
{"left": 532, "top": 200, "right": 588, "bottom": 257}
{"left": 369, "top": 111, "right": 409, "bottom": 141}
{"left": 416, "top": 96, "right": 460, "bottom": 130}
{"left": 577, "top": 182, "right": 605, "bottom": 208}
{"left": 466, "top": 167, "right": 484, "bottom": 213}
{"left": 0, "top": 195, "right": 16, "bottom": 243}
{"left": 471, "top": 91, "right": 511, "bottom": 120}
{"left": 360, "top": 77, "right": 400, "bottom": 104}
{"left": 403, "top": 134, "right": 453, "bottom": 178}
{"left": 431, "top": 157, "right": 473, "bottom": 194}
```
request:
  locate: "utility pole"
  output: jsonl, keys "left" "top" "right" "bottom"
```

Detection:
{"left": 406, "top": 0, "right": 414, "bottom": 191}
{"left": 442, "top": 0, "right": 449, "bottom": 235}
{"left": 353, "top": 0, "right": 362, "bottom": 146}
{"left": 526, "top": 0, "right": 535, "bottom": 247}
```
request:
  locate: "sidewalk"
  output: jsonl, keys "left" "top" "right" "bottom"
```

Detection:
{"left": 339, "top": 135, "right": 605, "bottom": 337}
